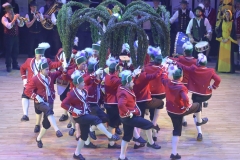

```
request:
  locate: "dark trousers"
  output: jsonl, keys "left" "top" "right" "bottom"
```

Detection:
{"left": 59, "top": 84, "right": 70, "bottom": 101}
{"left": 74, "top": 114, "right": 102, "bottom": 141}
{"left": 78, "top": 31, "right": 92, "bottom": 50}
{"left": 22, "top": 88, "right": 30, "bottom": 99}
{"left": 34, "top": 100, "right": 54, "bottom": 130}
{"left": 104, "top": 104, "right": 121, "bottom": 128}
{"left": 149, "top": 94, "right": 166, "bottom": 121}
{"left": 168, "top": 103, "right": 201, "bottom": 136}
{"left": 4, "top": 34, "right": 19, "bottom": 68}
{"left": 28, "top": 32, "right": 43, "bottom": 58}
{"left": 88, "top": 103, "right": 109, "bottom": 123}
{"left": 121, "top": 116, "right": 153, "bottom": 142}
{"left": 192, "top": 94, "right": 212, "bottom": 111}
{"left": 137, "top": 98, "right": 164, "bottom": 118}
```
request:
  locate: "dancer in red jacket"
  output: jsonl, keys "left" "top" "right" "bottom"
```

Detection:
{"left": 117, "top": 70, "right": 160, "bottom": 160}
{"left": 161, "top": 65, "right": 208, "bottom": 160}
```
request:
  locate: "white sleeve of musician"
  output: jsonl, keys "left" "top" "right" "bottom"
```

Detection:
{"left": 186, "top": 19, "right": 193, "bottom": 35}
{"left": 39, "top": 7, "right": 44, "bottom": 14}
{"left": 170, "top": 10, "right": 179, "bottom": 24}
{"left": 18, "top": 19, "right": 24, "bottom": 27}
{"left": 1, "top": 16, "right": 13, "bottom": 29}
{"left": 51, "top": 13, "right": 57, "bottom": 25}
{"left": 204, "top": 18, "right": 212, "bottom": 33}
{"left": 25, "top": 14, "right": 30, "bottom": 22}
{"left": 189, "top": 11, "right": 195, "bottom": 19}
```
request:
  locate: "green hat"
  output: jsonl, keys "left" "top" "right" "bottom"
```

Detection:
{"left": 73, "top": 76, "right": 84, "bottom": 85}
{"left": 109, "top": 63, "right": 117, "bottom": 73}
{"left": 38, "top": 61, "right": 49, "bottom": 70}
{"left": 88, "top": 63, "right": 98, "bottom": 73}
{"left": 121, "top": 71, "right": 132, "bottom": 85}
{"left": 92, "top": 41, "right": 101, "bottom": 52}
{"left": 35, "top": 42, "right": 50, "bottom": 55}
{"left": 75, "top": 56, "right": 86, "bottom": 65}
{"left": 173, "top": 68, "right": 183, "bottom": 80}
{"left": 154, "top": 55, "right": 163, "bottom": 64}
{"left": 35, "top": 48, "right": 46, "bottom": 55}
{"left": 180, "top": 0, "right": 188, "bottom": 4}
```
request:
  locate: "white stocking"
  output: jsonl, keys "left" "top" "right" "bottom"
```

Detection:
{"left": 108, "top": 126, "right": 115, "bottom": 146}
{"left": 84, "top": 137, "right": 91, "bottom": 145}
{"left": 171, "top": 136, "right": 179, "bottom": 155}
{"left": 22, "top": 98, "right": 29, "bottom": 116}
{"left": 37, "top": 128, "right": 47, "bottom": 141}
{"left": 193, "top": 115, "right": 202, "bottom": 134}
{"left": 119, "top": 140, "right": 128, "bottom": 159}
{"left": 96, "top": 123, "right": 112, "bottom": 138}
{"left": 47, "top": 115, "right": 59, "bottom": 131}
{"left": 133, "top": 127, "right": 140, "bottom": 145}
{"left": 152, "top": 109, "right": 161, "bottom": 126}
{"left": 75, "top": 139, "right": 85, "bottom": 156}
{"left": 145, "top": 129, "right": 154, "bottom": 145}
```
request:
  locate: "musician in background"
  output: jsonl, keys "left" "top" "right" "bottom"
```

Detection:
{"left": 39, "top": 0, "right": 55, "bottom": 59}
{"left": 186, "top": 3, "right": 212, "bottom": 58}
{"left": 25, "top": 1, "right": 44, "bottom": 58}
{"left": 204, "top": 0, "right": 216, "bottom": 61}
{"left": 170, "top": 0, "right": 194, "bottom": 33}
{"left": 6, "top": 0, "right": 19, "bottom": 14}
{"left": 1, "top": 2, "right": 24, "bottom": 72}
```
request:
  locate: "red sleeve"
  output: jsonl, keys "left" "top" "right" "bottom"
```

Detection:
{"left": 176, "top": 62, "right": 192, "bottom": 73}
{"left": 145, "top": 70, "right": 160, "bottom": 81}
{"left": 20, "top": 60, "right": 28, "bottom": 80}
{"left": 24, "top": 78, "right": 37, "bottom": 100}
{"left": 180, "top": 88, "right": 190, "bottom": 107}
{"left": 62, "top": 69, "right": 73, "bottom": 82}
{"left": 84, "top": 73, "right": 100, "bottom": 86}
{"left": 118, "top": 93, "right": 130, "bottom": 117}
{"left": 51, "top": 70, "right": 62, "bottom": 82}
{"left": 61, "top": 92, "right": 74, "bottom": 113}
{"left": 48, "top": 59, "right": 62, "bottom": 70}
{"left": 161, "top": 72, "right": 170, "bottom": 86}
{"left": 111, "top": 76, "right": 121, "bottom": 87}
{"left": 212, "top": 71, "right": 221, "bottom": 89}
{"left": 144, "top": 54, "right": 150, "bottom": 66}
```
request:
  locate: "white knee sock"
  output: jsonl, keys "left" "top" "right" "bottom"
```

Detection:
{"left": 96, "top": 123, "right": 112, "bottom": 138}
{"left": 182, "top": 116, "right": 187, "bottom": 123}
{"left": 145, "top": 129, "right": 154, "bottom": 145}
{"left": 37, "top": 128, "right": 47, "bottom": 141}
{"left": 84, "top": 137, "right": 91, "bottom": 145}
{"left": 35, "top": 113, "right": 42, "bottom": 125}
{"left": 71, "top": 118, "right": 76, "bottom": 129}
{"left": 171, "top": 136, "right": 179, "bottom": 155}
{"left": 133, "top": 127, "right": 140, "bottom": 145}
{"left": 119, "top": 140, "right": 128, "bottom": 159}
{"left": 75, "top": 139, "right": 85, "bottom": 156}
{"left": 47, "top": 115, "right": 59, "bottom": 131}
{"left": 152, "top": 109, "right": 161, "bottom": 126}
{"left": 22, "top": 98, "right": 29, "bottom": 116}
{"left": 63, "top": 109, "right": 68, "bottom": 115}
{"left": 193, "top": 116, "right": 202, "bottom": 134}
{"left": 108, "top": 126, "right": 115, "bottom": 146}
{"left": 194, "top": 112, "right": 203, "bottom": 123}
{"left": 90, "top": 125, "right": 97, "bottom": 132}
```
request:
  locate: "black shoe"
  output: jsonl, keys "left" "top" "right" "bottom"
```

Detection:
{"left": 115, "top": 127, "right": 122, "bottom": 135}
{"left": 153, "top": 136, "right": 157, "bottom": 142}
{"left": 197, "top": 133, "right": 203, "bottom": 141}
{"left": 12, "top": 65, "right": 20, "bottom": 70}
{"left": 67, "top": 122, "right": 72, "bottom": 128}
{"left": 89, "top": 131, "right": 97, "bottom": 140}
{"left": 133, "top": 136, "right": 147, "bottom": 143}
{"left": 108, "top": 134, "right": 120, "bottom": 141}
{"left": 196, "top": 118, "right": 208, "bottom": 126}
{"left": 152, "top": 124, "right": 160, "bottom": 132}
{"left": 147, "top": 142, "right": 161, "bottom": 149}
{"left": 36, "top": 138, "right": 43, "bottom": 148}
{"left": 56, "top": 130, "right": 63, "bottom": 137}
{"left": 21, "top": 115, "right": 29, "bottom": 121}
{"left": 73, "top": 153, "right": 85, "bottom": 160}
{"left": 59, "top": 114, "right": 68, "bottom": 121}
{"left": 6, "top": 67, "right": 11, "bottom": 72}
{"left": 134, "top": 143, "right": 145, "bottom": 149}
{"left": 182, "top": 121, "right": 187, "bottom": 127}
{"left": 108, "top": 143, "right": 121, "bottom": 149}
{"left": 69, "top": 128, "right": 75, "bottom": 136}
{"left": 84, "top": 142, "right": 97, "bottom": 148}
{"left": 118, "top": 157, "right": 128, "bottom": 160}
{"left": 170, "top": 153, "right": 181, "bottom": 159}
{"left": 34, "top": 125, "right": 40, "bottom": 133}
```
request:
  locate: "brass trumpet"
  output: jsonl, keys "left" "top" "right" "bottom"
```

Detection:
{"left": 18, "top": 17, "right": 28, "bottom": 22}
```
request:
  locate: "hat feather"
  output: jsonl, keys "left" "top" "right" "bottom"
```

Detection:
{"left": 147, "top": 46, "right": 161, "bottom": 56}
{"left": 38, "top": 42, "right": 50, "bottom": 49}
{"left": 88, "top": 56, "right": 98, "bottom": 65}
{"left": 168, "top": 64, "right": 178, "bottom": 79}
{"left": 134, "top": 40, "right": 138, "bottom": 49}
{"left": 198, "top": 3, "right": 204, "bottom": 10}
{"left": 106, "top": 57, "right": 117, "bottom": 67}
{"left": 84, "top": 48, "right": 94, "bottom": 57}
{"left": 182, "top": 41, "right": 193, "bottom": 50}
{"left": 198, "top": 53, "right": 207, "bottom": 63}
{"left": 119, "top": 70, "right": 132, "bottom": 78}
{"left": 122, "top": 43, "right": 130, "bottom": 53}
{"left": 76, "top": 50, "right": 86, "bottom": 57}
{"left": 2, "top": 3, "right": 11, "bottom": 8}
{"left": 74, "top": 37, "right": 79, "bottom": 46}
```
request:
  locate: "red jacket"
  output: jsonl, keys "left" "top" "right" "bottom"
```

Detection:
{"left": 104, "top": 73, "right": 121, "bottom": 104}
{"left": 61, "top": 87, "right": 90, "bottom": 118}
{"left": 161, "top": 73, "right": 191, "bottom": 114}
{"left": 84, "top": 72, "right": 101, "bottom": 103}
{"left": 133, "top": 71, "right": 160, "bottom": 102}
{"left": 24, "top": 71, "right": 61, "bottom": 102}
{"left": 62, "top": 67, "right": 86, "bottom": 90}
{"left": 20, "top": 58, "right": 62, "bottom": 82}
{"left": 117, "top": 86, "right": 141, "bottom": 118}
{"left": 171, "top": 56, "right": 197, "bottom": 84}
{"left": 177, "top": 63, "right": 221, "bottom": 95}
{"left": 144, "top": 62, "right": 165, "bottom": 95}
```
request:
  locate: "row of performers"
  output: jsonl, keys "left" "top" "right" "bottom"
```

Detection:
{"left": 19, "top": 40, "right": 221, "bottom": 160}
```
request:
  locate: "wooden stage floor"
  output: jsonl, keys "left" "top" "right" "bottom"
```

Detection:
{"left": 0, "top": 57, "right": 240, "bottom": 160}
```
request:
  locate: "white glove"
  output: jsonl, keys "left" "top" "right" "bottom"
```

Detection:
{"left": 132, "top": 66, "right": 141, "bottom": 77}
{"left": 36, "top": 95, "right": 44, "bottom": 103}
{"left": 129, "top": 112, "right": 133, "bottom": 118}
{"left": 208, "top": 85, "right": 213, "bottom": 90}
{"left": 51, "top": 13, "right": 57, "bottom": 25}
{"left": 23, "top": 79, "right": 27, "bottom": 87}
{"left": 73, "top": 108, "right": 82, "bottom": 115}
{"left": 166, "top": 58, "right": 173, "bottom": 64}
{"left": 95, "top": 68, "right": 103, "bottom": 75}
